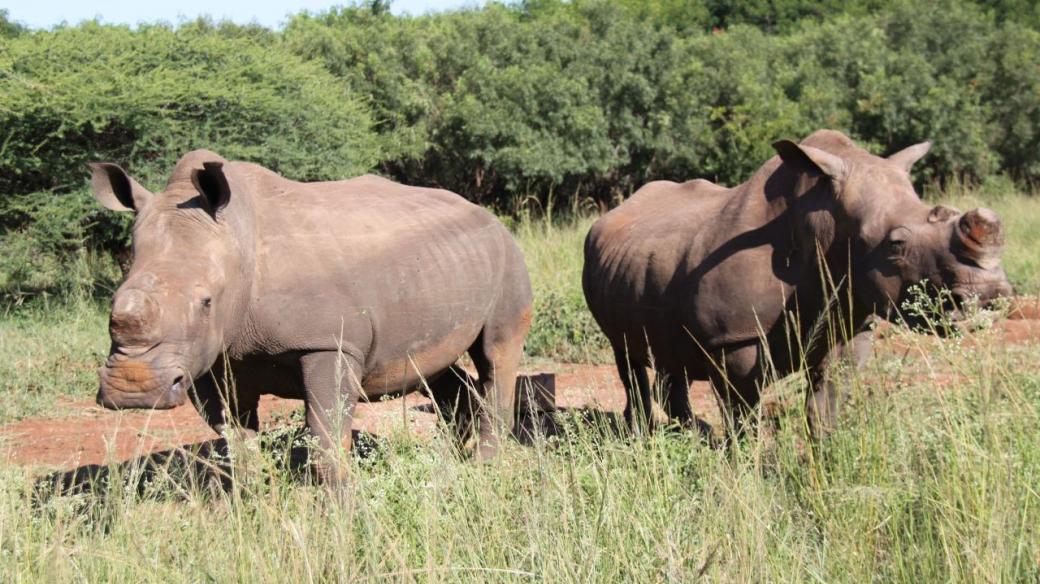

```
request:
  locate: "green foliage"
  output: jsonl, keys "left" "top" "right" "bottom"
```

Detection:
{"left": 4, "top": 1, "right": 1040, "bottom": 298}
{"left": 286, "top": 0, "right": 1040, "bottom": 206}
{"left": 3, "top": 300, "right": 1040, "bottom": 580}
{"left": 285, "top": 2, "right": 806, "bottom": 202}
{"left": 0, "top": 22, "right": 377, "bottom": 196}
{"left": 0, "top": 22, "right": 379, "bottom": 299}
{"left": 530, "top": 0, "right": 1040, "bottom": 33}
{"left": 0, "top": 9, "right": 24, "bottom": 38}
{"left": 983, "top": 23, "right": 1040, "bottom": 181}
{"left": 978, "top": 0, "right": 1040, "bottom": 29}
{"left": 0, "top": 189, "right": 124, "bottom": 301}
{"left": 774, "top": 2, "right": 999, "bottom": 183}
{"left": 285, "top": 4, "right": 637, "bottom": 204}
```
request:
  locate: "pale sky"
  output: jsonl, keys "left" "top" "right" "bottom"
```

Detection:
{"left": 1, "top": 0, "right": 489, "bottom": 30}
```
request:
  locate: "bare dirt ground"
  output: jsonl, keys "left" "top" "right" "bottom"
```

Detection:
{"left": 0, "top": 366, "right": 710, "bottom": 472}
{"left": 3, "top": 297, "right": 1038, "bottom": 473}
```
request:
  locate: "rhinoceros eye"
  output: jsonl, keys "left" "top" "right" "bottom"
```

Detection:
{"left": 201, "top": 297, "right": 212, "bottom": 310}
{"left": 887, "top": 227, "right": 912, "bottom": 259}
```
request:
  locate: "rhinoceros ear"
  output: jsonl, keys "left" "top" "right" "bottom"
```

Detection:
{"left": 772, "top": 140, "right": 847, "bottom": 181}
{"left": 887, "top": 141, "right": 932, "bottom": 173}
{"left": 191, "top": 162, "right": 231, "bottom": 219}
{"left": 89, "top": 163, "right": 153, "bottom": 212}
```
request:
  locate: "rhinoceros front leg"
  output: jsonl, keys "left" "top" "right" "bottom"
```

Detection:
{"left": 806, "top": 324, "right": 875, "bottom": 438}
{"left": 708, "top": 342, "right": 765, "bottom": 440}
{"left": 189, "top": 362, "right": 260, "bottom": 438}
{"left": 300, "top": 351, "right": 361, "bottom": 486}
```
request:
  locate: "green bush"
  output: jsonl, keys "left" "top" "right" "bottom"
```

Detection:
{"left": 0, "top": 189, "right": 123, "bottom": 301}
{"left": 982, "top": 22, "right": 1040, "bottom": 181}
{"left": 0, "top": 9, "right": 23, "bottom": 38}
{"left": 0, "top": 22, "right": 378, "bottom": 197}
{"left": 3, "top": 1, "right": 1040, "bottom": 300}
{"left": 529, "top": 0, "right": 1040, "bottom": 33}
{"left": 526, "top": 286, "right": 609, "bottom": 362}
{"left": 0, "top": 22, "right": 380, "bottom": 299}
{"left": 764, "top": 3, "right": 995, "bottom": 183}
{"left": 285, "top": 5, "right": 638, "bottom": 204}
{"left": 286, "top": 0, "right": 1040, "bottom": 209}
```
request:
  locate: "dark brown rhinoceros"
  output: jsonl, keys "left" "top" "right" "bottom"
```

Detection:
{"left": 583, "top": 130, "right": 1012, "bottom": 437}
{"left": 91, "top": 150, "right": 532, "bottom": 481}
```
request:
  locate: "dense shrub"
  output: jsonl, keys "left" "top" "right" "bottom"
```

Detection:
{"left": 530, "top": 0, "right": 1040, "bottom": 33}
{"left": 285, "top": 5, "right": 650, "bottom": 204}
{"left": 0, "top": 10, "right": 23, "bottom": 38}
{"left": 982, "top": 23, "right": 1040, "bottom": 181}
{"left": 285, "top": 0, "right": 1040, "bottom": 205}
{"left": 3, "top": 0, "right": 1040, "bottom": 300}
{"left": 0, "top": 23, "right": 378, "bottom": 197}
{"left": 286, "top": 3, "right": 805, "bottom": 202}
{"left": 0, "top": 23, "right": 379, "bottom": 299}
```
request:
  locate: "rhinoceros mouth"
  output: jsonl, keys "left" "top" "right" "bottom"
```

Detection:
{"left": 96, "top": 365, "right": 189, "bottom": 410}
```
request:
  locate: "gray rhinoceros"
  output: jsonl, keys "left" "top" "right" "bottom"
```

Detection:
{"left": 583, "top": 130, "right": 1012, "bottom": 437}
{"left": 91, "top": 150, "right": 532, "bottom": 481}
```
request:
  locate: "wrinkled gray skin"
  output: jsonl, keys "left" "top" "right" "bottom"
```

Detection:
{"left": 92, "top": 150, "right": 532, "bottom": 483}
{"left": 583, "top": 130, "right": 1012, "bottom": 437}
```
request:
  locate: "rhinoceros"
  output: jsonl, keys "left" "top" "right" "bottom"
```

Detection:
{"left": 91, "top": 150, "right": 532, "bottom": 481}
{"left": 583, "top": 130, "right": 1012, "bottom": 436}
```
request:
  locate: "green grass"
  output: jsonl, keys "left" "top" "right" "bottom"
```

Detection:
{"left": 0, "top": 188, "right": 1038, "bottom": 581}
{"left": 514, "top": 213, "right": 610, "bottom": 363}
{"left": 0, "top": 296, "right": 108, "bottom": 422}
{"left": 3, "top": 326, "right": 1039, "bottom": 581}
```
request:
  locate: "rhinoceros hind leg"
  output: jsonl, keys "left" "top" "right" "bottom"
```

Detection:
{"left": 425, "top": 365, "right": 479, "bottom": 449}
{"left": 468, "top": 303, "right": 531, "bottom": 461}
{"left": 613, "top": 345, "right": 653, "bottom": 433}
{"left": 660, "top": 369, "right": 694, "bottom": 426}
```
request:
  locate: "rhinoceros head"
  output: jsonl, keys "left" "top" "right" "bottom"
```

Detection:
{"left": 90, "top": 151, "right": 252, "bottom": 409}
{"left": 773, "top": 132, "right": 1013, "bottom": 331}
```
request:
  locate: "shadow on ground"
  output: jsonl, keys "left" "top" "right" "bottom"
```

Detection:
{"left": 31, "top": 405, "right": 719, "bottom": 506}
{"left": 31, "top": 429, "right": 386, "bottom": 503}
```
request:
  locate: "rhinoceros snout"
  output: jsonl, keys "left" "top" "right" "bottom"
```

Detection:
{"left": 96, "top": 363, "right": 189, "bottom": 410}
{"left": 950, "top": 276, "right": 1014, "bottom": 311}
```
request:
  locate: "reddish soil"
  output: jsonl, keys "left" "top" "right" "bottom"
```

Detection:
{"left": 0, "top": 365, "right": 716, "bottom": 471}
{"left": 1008, "top": 296, "right": 1040, "bottom": 321}
{"left": 3, "top": 300, "right": 1037, "bottom": 473}
{"left": 873, "top": 311, "right": 1040, "bottom": 355}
